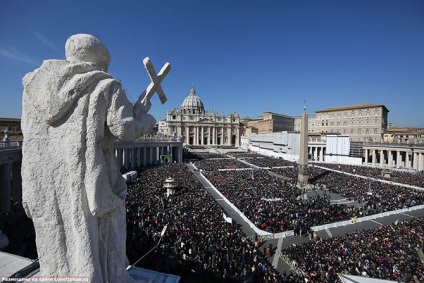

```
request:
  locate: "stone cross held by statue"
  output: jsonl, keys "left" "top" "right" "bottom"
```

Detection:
{"left": 142, "top": 57, "right": 171, "bottom": 105}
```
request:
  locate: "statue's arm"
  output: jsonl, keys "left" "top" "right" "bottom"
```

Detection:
{"left": 106, "top": 81, "right": 156, "bottom": 142}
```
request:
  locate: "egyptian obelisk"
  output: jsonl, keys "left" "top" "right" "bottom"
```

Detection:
{"left": 298, "top": 100, "right": 309, "bottom": 183}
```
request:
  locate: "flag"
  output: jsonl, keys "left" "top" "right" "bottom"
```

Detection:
{"left": 394, "top": 219, "right": 399, "bottom": 226}
{"left": 223, "top": 213, "right": 233, "bottom": 224}
{"left": 351, "top": 216, "right": 357, "bottom": 223}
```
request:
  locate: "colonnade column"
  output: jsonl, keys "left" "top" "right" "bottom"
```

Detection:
{"left": 0, "top": 164, "right": 11, "bottom": 213}
{"left": 379, "top": 150, "right": 384, "bottom": 166}
{"left": 413, "top": 152, "right": 419, "bottom": 170}
{"left": 371, "top": 149, "right": 376, "bottom": 166}
{"left": 319, "top": 146, "right": 324, "bottom": 161}
{"left": 12, "top": 162, "right": 22, "bottom": 204}
{"left": 131, "top": 148, "right": 136, "bottom": 169}
{"left": 388, "top": 150, "right": 393, "bottom": 167}
{"left": 136, "top": 147, "right": 141, "bottom": 168}
{"left": 396, "top": 151, "right": 402, "bottom": 168}
{"left": 143, "top": 147, "right": 147, "bottom": 167}
{"left": 419, "top": 153, "right": 424, "bottom": 171}
{"left": 364, "top": 149, "right": 368, "bottom": 164}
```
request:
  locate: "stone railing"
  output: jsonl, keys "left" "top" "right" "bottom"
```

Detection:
{"left": 0, "top": 141, "right": 23, "bottom": 148}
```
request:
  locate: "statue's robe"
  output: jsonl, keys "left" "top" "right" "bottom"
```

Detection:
{"left": 21, "top": 60, "right": 154, "bottom": 282}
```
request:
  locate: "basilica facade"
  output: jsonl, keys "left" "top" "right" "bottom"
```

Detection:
{"left": 158, "top": 86, "right": 241, "bottom": 146}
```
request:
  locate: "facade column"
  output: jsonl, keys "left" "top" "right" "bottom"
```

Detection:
{"left": 200, "top": 126, "right": 204, "bottom": 145}
{"left": 221, "top": 127, "right": 225, "bottom": 145}
{"left": 319, "top": 146, "right": 324, "bottom": 161}
{"left": 179, "top": 145, "right": 183, "bottom": 162}
{"left": 227, "top": 127, "right": 232, "bottom": 145}
{"left": 314, "top": 146, "right": 318, "bottom": 161}
{"left": 236, "top": 127, "right": 240, "bottom": 146}
{"left": 186, "top": 126, "right": 190, "bottom": 144}
{"left": 0, "top": 164, "right": 11, "bottom": 213}
{"left": 388, "top": 150, "right": 393, "bottom": 167}
{"left": 213, "top": 127, "right": 216, "bottom": 145}
{"left": 207, "top": 127, "right": 211, "bottom": 145}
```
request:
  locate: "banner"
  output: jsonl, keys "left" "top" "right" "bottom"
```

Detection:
{"left": 223, "top": 213, "right": 233, "bottom": 224}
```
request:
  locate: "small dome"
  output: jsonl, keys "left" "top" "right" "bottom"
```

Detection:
{"left": 181, "top": 86, "right": 204, "bottom": 113}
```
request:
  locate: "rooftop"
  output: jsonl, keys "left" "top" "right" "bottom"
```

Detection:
{"left": 315, "top": 104, "right": 389, "bottom": 113}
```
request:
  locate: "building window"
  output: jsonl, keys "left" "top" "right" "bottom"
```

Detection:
{"left": 366, "top": 128, "right": 370, "bottom": 134}
{"left": 172, "top": 115, "right": 176, "bottom": 120}
{"left": 374, "top": 129, "right": 378, "bottom": 134}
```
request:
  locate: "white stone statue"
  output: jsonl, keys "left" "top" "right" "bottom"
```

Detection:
{"left": 21, "top": 34, "right": 169, "bottom": 282}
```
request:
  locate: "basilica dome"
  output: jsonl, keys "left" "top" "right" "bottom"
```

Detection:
{"left": 181, "top": 86, "right": 205, "bottom": 114}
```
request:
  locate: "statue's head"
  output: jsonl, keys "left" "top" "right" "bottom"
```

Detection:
{"left": 65, "top": 34, "right": 111, "bottom": 71}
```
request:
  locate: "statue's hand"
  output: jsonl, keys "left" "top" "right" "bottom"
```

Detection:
{"left": 134, "top": 91, "right": 152, "bottom": 115}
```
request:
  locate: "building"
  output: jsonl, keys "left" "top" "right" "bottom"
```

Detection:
{"left": 159, "top": 86, "right": 242, "bottom": 146}
{"left": 239, "top": 112, "right": 294, "bottom": 135}
{"left": 383, "top": 126, "right": 424, "bottom": 144}
{"left": 294, "top": 114, "right": 317, "bottom": 132}
{"left": 314, "top": 104, "right": 389, "bottom": 142}
{"left": 256, "top": 112, "right": 294, "bottom": 134}
{"left": 0, "top": 118, "right": 23, "bottom": 142}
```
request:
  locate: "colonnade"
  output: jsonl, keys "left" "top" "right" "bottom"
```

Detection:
{"left": 308, "top": 145, "right": 325, "bottom": 162}
{"left": 0, "top": 148, "right": 22, "bottom": 213}
{"left": 114, "top": 139, "right": 183, "bottom": 171}
{"left": 364, "top": 146, "right": 424, "bottom": 170}
{"left": 0, "top": 139, "right": 183, "bottom": 213}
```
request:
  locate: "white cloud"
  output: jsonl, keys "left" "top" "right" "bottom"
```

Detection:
{"left": 29, "top": 27, "right": 60, "bottom": 52}
{"left": 0, "top": 47, "right": 38, "bottom": 66}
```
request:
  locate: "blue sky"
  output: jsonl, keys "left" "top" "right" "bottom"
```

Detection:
{"left": 1, "top": 0, "right": 423, "bottom": 127}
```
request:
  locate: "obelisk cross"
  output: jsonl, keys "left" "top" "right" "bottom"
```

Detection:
{"left": 142, "top": 57, "right": 171, "bottom": 105}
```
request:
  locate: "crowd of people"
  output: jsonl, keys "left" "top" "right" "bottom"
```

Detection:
{"left": 205, "top": 168, "right": 367, "bottom": 234}
{"left": 194, "top": 158, "right": 251, "bottom": 171}
{"left": 126, "top": 163, "right": 290, "bottom": 282}
{"left": 124, "top": 152, "right": 424, "bottom": 282}
{"left": 228, "top": 153, "right": 297, "bottom": 168}
{"left": 198, "top": 156, "right": 423, "bottom": 234}
{"left": 318, "top": 163, "right": 424, "bottom": 188}
{"left": 282, "top": 217, "right": 424, "bottom": 283}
